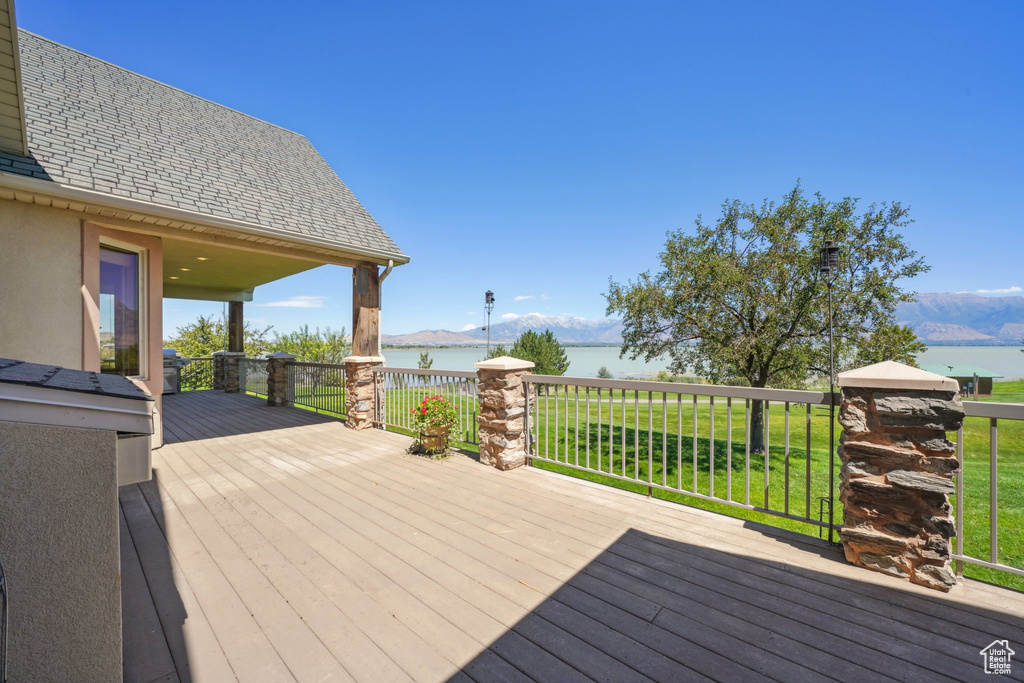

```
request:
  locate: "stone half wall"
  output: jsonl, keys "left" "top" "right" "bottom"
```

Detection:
{"left": 838, "top": 387, "right": 964, "bottom": 591}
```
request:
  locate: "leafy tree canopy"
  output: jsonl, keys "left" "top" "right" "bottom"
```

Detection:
{"left": 606, "top": 183, "right": 928, "bottom": 390}
{"left": 508, "top": 329, "right": 570, "bottom": 376}
{"left": 485, "top": 344, "right": 509, "bottom": 360}
{"left": 271, "top": 325, "right": 350, "bottom": 364}
{"left": 418, "top": 351, "right": 434, "bottom": 369}
{"left": 597, "top": 366, "right": 614, "bottom": 379}
{"left": 165, "top": 314, "right": 272, "bottom": 358}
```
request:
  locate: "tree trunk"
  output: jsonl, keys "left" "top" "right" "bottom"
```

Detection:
{"left": 750, "top": 399, "right": 766, "bottom": 454}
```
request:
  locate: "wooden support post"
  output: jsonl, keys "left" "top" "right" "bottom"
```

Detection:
{"left": 352, "top": 264, "right": 381, "bottom": 357}
{"left": 228, "top": 301, "right": 244, "bottom": 353}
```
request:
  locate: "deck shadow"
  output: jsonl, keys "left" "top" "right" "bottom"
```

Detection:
{"left": 452, "top": 527, "right": 1024, "bottom": 681}
{"left": 162, "top": 390, "right": 338, "bottom": 444}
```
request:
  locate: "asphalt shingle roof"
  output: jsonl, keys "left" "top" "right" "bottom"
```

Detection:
{"left": 0, "top": 30, "right": 406, "bottom": 261}
{"left": 0, "top": 357, "right": 153, "bottom": 401}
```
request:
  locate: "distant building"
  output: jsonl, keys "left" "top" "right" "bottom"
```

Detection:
{"left": 919, "top": 364, "right": 1003, "bottom": 396}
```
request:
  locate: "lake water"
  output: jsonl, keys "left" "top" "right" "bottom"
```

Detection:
{"left": 383, "top": 345, "right": 1024, "bottom": 381}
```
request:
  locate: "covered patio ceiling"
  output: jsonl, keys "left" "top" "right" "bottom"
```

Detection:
{"left": 162, "top": 237, "right": 324, "bottom": 302}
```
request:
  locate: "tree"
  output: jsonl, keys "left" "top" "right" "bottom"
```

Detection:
{"left": 165, "top": 314, "right": 273, "bottom": 357}
{"left": 509, "top": 329, "right": 570, "bottom": 376}
{"left": 606, "top": 184, "right": 928, "bottom": 452}
{"left": 418, "top": 351, "right": 434, "bottom": 369}
{"left": 485, "top": 344, "right": 508, "bottom": 360}
{"left": 597, "top": 366, "right": 614, "bottom": 379}
{"left": 270, "top": 325, "right": 350, "bottom": 363}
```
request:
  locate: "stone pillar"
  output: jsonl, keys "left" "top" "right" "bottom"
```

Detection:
{"left": 220, "top": 351, "right": 245, "bottom": 393}
{"left": 212, "top": 350, "right": 226, "bottom": 390}
{"left": 837, "top": 361, "right": 964, "bottom": 592}
{"left": 474, "top": 356, "right": 535, "bottom": 471}
{"left": 344, "top": 355, "right": 384, "bottom": 430}
{"left": 266, "top": 352, "right": 295, "bottom": 407}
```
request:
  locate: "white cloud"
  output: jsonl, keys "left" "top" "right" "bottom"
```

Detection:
{"left": 540, "top": 294, "right": 550, "bottom": 301}
{"left": 513, "top": 295, "right": 534, "bottom": 301}
{"left": 501, "top": 313, "right": 519, "bottom": 320}
{"left": 256, "top": 295, "right": 328, "bottom": 309}
{"left": 466, "top": 311, "right": 476, "bottom": 315}
{"left": 975, "top": 286, "right": 1022, "bottom": 295}
{"left": 461, "top": 323, "right": 477, "bottom": 331}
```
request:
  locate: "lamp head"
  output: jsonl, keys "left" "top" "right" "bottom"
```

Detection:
{"left": 819, "top": 240, "right": 840, "bottom": 274}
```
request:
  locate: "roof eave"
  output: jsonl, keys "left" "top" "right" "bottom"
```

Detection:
{"left": 0, "top": 171, "right": 410, "bottom": 267}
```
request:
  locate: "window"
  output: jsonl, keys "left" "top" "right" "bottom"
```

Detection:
{"left": 99, "top": 243, "right": 146, "bottom": 377}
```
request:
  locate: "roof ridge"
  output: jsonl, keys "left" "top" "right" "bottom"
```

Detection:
{"left": 17, "top": 28, "right": 307, "bottom": 139}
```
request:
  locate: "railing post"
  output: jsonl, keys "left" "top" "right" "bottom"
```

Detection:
{"left": 212, "top": 351, "right": 226, "bottom": 390}
{"left": 266, "top": 353, "right": 295, "bottom": 407}
{"left": 836, "top": 361, "right": 965, "bottom": 592}
{"left": 474, "top": 356, "right": 535, "bottom": 471}
{"left": 217, "top": 351, "right": 245, "bottom": 393}
{"left": 344, "top": 355, "right": 384, "bottom": 430}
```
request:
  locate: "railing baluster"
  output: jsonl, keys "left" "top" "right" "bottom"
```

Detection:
{"left": 764, "top": 401, "right": 771, "bottom": 509}
{"left": 956, "top": 424, "right": 964, "bottom": 577}
{"left": 990, "top": 417, "right": 998, "bottom": 564}
{"left": 634, "top": 390, "right": 640, "bottom": 481}
{"left": 726, "top": 397, "right": 732, "bottom": 502}
{"left": 585, "top": 387, "right": 591, "bottom": 468}
{"left": 745, "top": 399, "right": 751, "bottom": 506}
{"left": 709, "top": 395, "right": 715, "bottom": 498}
{"left": 677, "top": 394, "right": 682, "bottom": 491}
{"left": 784, "top": 401, "right": 790, "bottom": 515}
{"left": 574, "top": 385, "right": 579, "bottom": 467}
{"left": 662, "top": 393, "right": 667, "bottom": 487}
{"left": 597, "top": 387, "right": 602, "bottom": 471}
{"left": 692, "top": 394, "right": 698, "bottom": 493}
{"left": 608, "top": 386, "right": 614, "bottom": 474}
{"left": 621, "top": 391, "right": 626, "bottom": 478}
{"left": 647, "top": 392, "right": 653, "bottom": 488}
{"left": 805, "top": 403, "right": 812, "bottom": 519}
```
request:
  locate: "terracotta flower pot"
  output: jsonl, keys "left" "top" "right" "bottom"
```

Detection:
{"left": 420, "top": 425, "right": 450, "bottom": 452}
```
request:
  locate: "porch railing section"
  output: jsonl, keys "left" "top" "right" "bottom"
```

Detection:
{"left": 239, "top": 358, "right": 268, "bottom": 397}
{"left": 372, "top": 367, "right": 479, "bottom": 445}
{"left": 955, "top": 401, "right": 1024, "bottom": 579}
{"left": 524, "top": 375, "right": 837, "bottom": 530}
{"left": 179, "top": 357, "right": 214, "bottom": 391}
{"left": 289, "top": 361, "right": 347, "bottom": 417}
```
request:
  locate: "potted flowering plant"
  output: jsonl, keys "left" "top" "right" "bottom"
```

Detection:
{"left": 411, "top": 394, "right": 459, "bottom": 453}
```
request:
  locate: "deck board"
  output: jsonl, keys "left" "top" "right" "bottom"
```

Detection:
{"left": 122, "top": 390, "right": 1024, "bottom": 682}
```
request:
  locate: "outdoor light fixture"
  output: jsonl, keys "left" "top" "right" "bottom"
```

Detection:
{"left": 820, "top": 239, "right": 840, "bottom": 545}
{"left": 179, "top": 267, "right": 190, "bottom": 272}
{"left": 485, "top": 290, "right": 496, "bottom": 357}
{"left": 819, "top": 240, "right": 840, "bottom": 274}
{"left": 195, "top": 257, "right": 209, "bottom": 261}
{"left": 168, "top": 276, "right": 178, "bottom": 280}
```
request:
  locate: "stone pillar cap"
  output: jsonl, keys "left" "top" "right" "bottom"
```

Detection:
{"left": 267, "top": 352, "right": 296, "bottom": 359}
{"left": 342, "top": 355, "right": 386, "bottom": 363}
{"left": 475, "top": 356, "right": 535, "bottom": 371}
{"left": 838, "top": 361, "right": 959, "bottom": 392}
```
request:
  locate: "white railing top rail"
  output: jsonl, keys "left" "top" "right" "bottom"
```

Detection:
{"left": 963, "top": 401, "right": 1024, "bottom": 420}
{"left": 372, "top": 366, "right": 478, "bottom": 380}
{"left": 525, "top": 373, "right": 836, "bottom": 405}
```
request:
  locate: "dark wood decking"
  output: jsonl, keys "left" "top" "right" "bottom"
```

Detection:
{"left": 121, "top": 390, "right": 1024, "bottom": 683}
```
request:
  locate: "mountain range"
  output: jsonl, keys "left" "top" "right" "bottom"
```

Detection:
{"left": 382, "top": 293, "right": 1024, "bottom": 346}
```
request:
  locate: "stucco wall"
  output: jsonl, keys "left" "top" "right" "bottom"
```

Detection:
{"left": 0, "top": 200, "right": 83, "bottom": 367}
{"left": 0, "top": 420, "right": 122, "bottom": 682}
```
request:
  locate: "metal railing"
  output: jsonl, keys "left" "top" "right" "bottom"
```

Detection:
{"left": 290, "top": 361, "right": 347, "bottom": 417}
{"left": 372, "top": 367, "right": 480, "bottom": 445}
{"left": 524, "top": 375, "right": 837, "bottom": 531}
{"left": 239, "top": 358, "right": 268, "bottom": 397}
{"left": 179, "top": 357, "right": 214, "bottom": 391}
{"left": 954, "top": 400, "right": 1024, "bottom": 579}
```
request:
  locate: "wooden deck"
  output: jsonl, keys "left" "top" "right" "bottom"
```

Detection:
{"left": 120, "top": 390, "right": 1024, "bottom": 683}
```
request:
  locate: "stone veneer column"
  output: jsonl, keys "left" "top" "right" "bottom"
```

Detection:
{"left": 220, "top": 351, "right": 245, "bottom": 393}
{"left": 212, "top": 351, "right": 226, "bottom": 390}
{"left": 837, "top": 361, "right": 965, "bottom": 592}
{"left": 344, "top": 356, "right": 384, "bottom": 430}
{"left": 266, "top": 352, "right": 295, "bottom": 407}
{"left": 474, "top": 356, "right": 535, "bottom": 471}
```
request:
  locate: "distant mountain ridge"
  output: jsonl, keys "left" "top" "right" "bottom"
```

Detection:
{"left": 896, "top": 293, "right": 1024, "bottom": 345}
{"left": 382, "top": 294, "right": 1024, "bottom": 346}
{"left": 383, "top": 314, "right": 624, "bottom": 346}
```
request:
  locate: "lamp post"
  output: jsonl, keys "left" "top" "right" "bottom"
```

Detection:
{"left": 819, "top": 240, "right": 840, "bottom": 545}
{"left": 484, "top": 290, "right": 495, "bottom": 357}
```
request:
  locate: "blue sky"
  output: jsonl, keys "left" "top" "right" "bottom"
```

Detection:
{"left": 22, "top": 1, "right": 1024, "bottom": 336}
